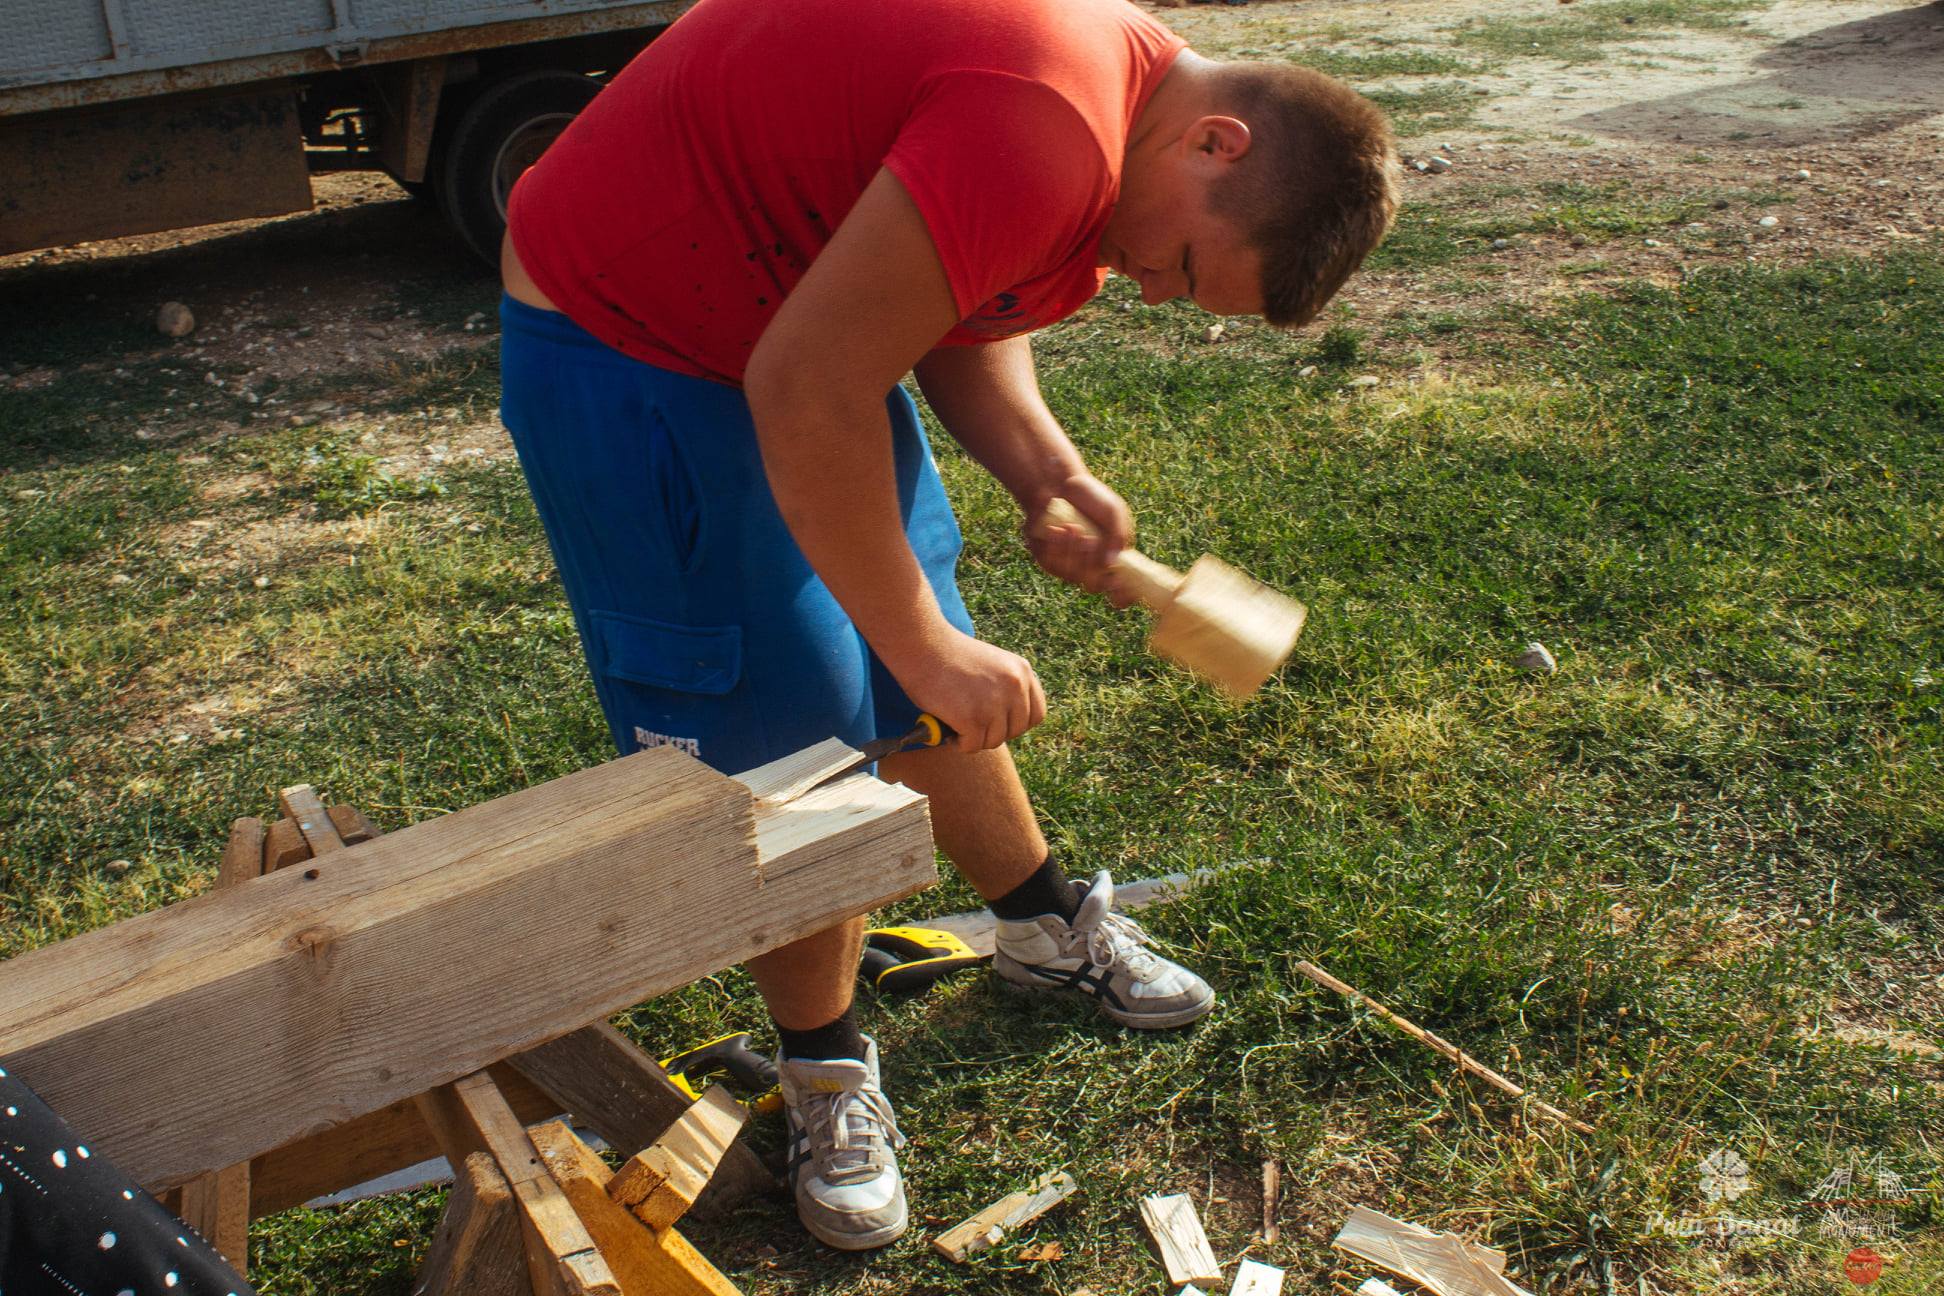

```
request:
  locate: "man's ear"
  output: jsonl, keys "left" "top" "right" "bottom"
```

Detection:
{"left": 1185, "top": 115, "right": 1252, "bottom": 164}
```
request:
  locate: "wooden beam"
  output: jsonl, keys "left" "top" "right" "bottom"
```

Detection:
{"left": 2, "top": 745, "right": 930, "bottom": 1191}
{"left": 217, "top": 816, "right": 267, "bottom": 887}
{"left": 529, "top": 1121, "right": 743, "bottom": 1296}
{"left": 171, "top": 815, "right": 268, "bottom": 1271}
{"left": 262, "top": 815, "right": 310, "bottom": 872}
{"left": 1140, "top": 1193, "right": 1223, "bottom": 1287}
{"left": 328, "top": 804, "right": 380, "bottom": 845}
{"left": 607, "top": 1087, "right": 747, "bottom": 1230}
{"left": 176, "top": 1162, "right": 251, "bottom": 1270}
{"left": 416, "top": 1151, "right": 530, "bottom": 1296}
{"left": 253, "top": 815, "right": 765, "bottom": 1217}
{"left": 277, "top": 784, "right": 345, "bottom": 857}
{"left": 418, "top": 1071, "right": 620, "bottom": 1296}
{"left": 249, "top": 1066, "right": 563, "bottom": 1218}
{"left": 508, "top": 1023, "right": 772, "bottom": 1209}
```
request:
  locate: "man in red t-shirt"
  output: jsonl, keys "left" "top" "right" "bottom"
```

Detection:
{"left": 500, "top": 0, "right": 1396, "bottom": 1250}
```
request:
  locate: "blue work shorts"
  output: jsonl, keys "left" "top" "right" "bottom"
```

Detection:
{"left": 498, "top": 295, "right": 974, "bottom": 776}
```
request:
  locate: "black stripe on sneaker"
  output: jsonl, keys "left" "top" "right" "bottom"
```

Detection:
{"left": 1017, "top": 961, "right": 1128, "bottom": 1012}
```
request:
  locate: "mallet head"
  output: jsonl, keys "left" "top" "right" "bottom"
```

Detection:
{"left": 1147, "top": 555, "right": 1307, "bottom": 700}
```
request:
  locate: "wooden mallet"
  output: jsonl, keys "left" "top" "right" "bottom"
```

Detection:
{"left": 1035, "top": 498, "right": 1307, "bottom": 699}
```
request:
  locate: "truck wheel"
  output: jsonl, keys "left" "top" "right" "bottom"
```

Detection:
{"left": 436, "top": 70, "right": 599, "bottom": 265}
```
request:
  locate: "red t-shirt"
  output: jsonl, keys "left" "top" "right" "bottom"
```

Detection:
{"left": 508, "top": 0, "right": 1184, "bottom": 385}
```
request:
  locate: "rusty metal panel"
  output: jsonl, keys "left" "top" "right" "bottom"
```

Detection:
{"left": 0, "top": 90, "right": 313, "bottom": 255}
{"left": 372, "top": 55, "right": 446, "bottom": 183}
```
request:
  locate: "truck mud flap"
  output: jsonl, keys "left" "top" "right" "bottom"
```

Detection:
{"left": 0, "top": 88, "right": 312, "bottom": 255}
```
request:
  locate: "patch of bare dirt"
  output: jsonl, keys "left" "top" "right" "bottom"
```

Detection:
{"left": 1162, "top": 0, "right": 1943, "bottom": 333}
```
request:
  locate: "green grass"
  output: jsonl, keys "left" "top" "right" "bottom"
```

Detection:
{"left": 1360, "top": 80, "right": 1489, "bottom": 137}
{"left": 1286, "top": 48, "right": 1487, "bottom": 80}
{"left": 1370, "top": 181, "right": 1790, "bottom": 270}
{"left": 2, "top": 250, "right": 1940, "bottom": 1295}
{"left": 1451, "top": 0, "right": 1771, "bottom": 65}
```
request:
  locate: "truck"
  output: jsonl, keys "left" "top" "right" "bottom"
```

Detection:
{"left": 0, "top": 0, "right": 687, "bottom": 263}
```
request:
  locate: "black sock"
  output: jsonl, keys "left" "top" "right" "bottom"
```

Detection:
{"left": 776, "top": 1006, "right": 866, "bottom": 1062}
{"left": 988, "top": 854, "right": 1082, "bottom": 922}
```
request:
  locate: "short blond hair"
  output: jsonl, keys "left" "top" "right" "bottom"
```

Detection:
{"left": 1209, "top": 63, "right": 1401, "bottom": 327}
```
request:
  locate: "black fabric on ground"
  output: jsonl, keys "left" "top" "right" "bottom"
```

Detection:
{"left": 0, "top": 1063, "right": 256, "bottom": 1295}
{"left": 776, "top": 1007, "right": 868, "bottom": 1062}
{"left": 987, "top": 854, "right": 1082, "bottom": 921}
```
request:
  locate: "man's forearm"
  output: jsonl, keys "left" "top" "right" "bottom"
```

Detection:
{"left": 746, "top": 380, "right": 952, "bottom": 668}
{"left": 914, "top": 337, "right": 1085, "bottom": 508}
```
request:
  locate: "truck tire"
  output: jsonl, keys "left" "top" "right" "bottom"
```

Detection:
{"left": 435, "top": 69, "right": 599, "bottom": 265}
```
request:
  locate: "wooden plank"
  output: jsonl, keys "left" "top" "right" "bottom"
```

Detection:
{"left": 172, "top": 815, "right": 267, "bottom": 1271}
{"left": 1332, "top": 1207, "right": 1531, "bottom": 1296}
{"left": 3, "top": 742, "right": 930, "bottom": 1191}
{"left": 607, "top": 1087, "right": 747, "bottom": 1231}
{"left": 418, "top": 1071, "right": 620, "bottom": 1296}
{"left": 176, "top": 1161, "right": 250, "bottom": 1268}
{"left": 1, "top": 748, "right": 744, "bottom": 1188}
{"left": 217, "top": 816, "right": 268, "bottom": 887}
{"left": 329, "top": 804, "right": 380, "bottom": 845}
{"left": 509, "top": 1023, "right": 772, "bottom": 1210}
{"left": 733, "top": 737, "right": 862, "bottom": 805}
{"left": 1231, "top": 1259, "right": 1286, "bottom": 1296}
{"left": 416, "top": 1152, "right": 530, "bottom": 1296}
{"left": 278, "top": 784, "right": 346, "bottom": 856}
{"left": 262, "top": 814, "right": 310, "bottom": 872}
{"left": 1140, "top": 1193, "right": 1223, "bottom": 1287}
{"left": 249, "top": 1067, "right": 563, "bottom": 1218}
{"left": 1261, "top": 1159, "right": 1280, "bottom": 1246}
{"left": 255, "top": 817, "right": 763, "bottom": 1216}
{"left": 529, "top": 1121, "right": 743, "bottom": 1296}
{"left": 930, "top": 1170, "right": 1079, "bottom": 1262}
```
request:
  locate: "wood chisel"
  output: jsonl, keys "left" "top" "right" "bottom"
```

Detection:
{"left": 811, "top": 712, "right": 955, "bottom": 789}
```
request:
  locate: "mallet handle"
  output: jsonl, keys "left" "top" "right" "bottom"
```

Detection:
{"left": 1035, "top": 498, "right": 1184, "bottom": 610}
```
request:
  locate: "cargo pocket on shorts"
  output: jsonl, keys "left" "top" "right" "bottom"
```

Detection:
{"left": 589, "top": 609, "right": 744, "bottom": 760}
{"left": 591, "top": 609, "right": 742, "bottom": 695}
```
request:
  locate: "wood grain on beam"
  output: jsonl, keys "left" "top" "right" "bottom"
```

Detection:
{"left": 3, "top": 748, "right": 931, "bottom": 1191}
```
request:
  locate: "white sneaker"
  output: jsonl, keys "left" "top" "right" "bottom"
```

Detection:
{"left": 776, "top": 1036, "right": 909, "bottom": 1250}
{"left": 992, "top": 870, "right": 1216, "bottom": 1029}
